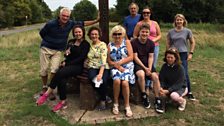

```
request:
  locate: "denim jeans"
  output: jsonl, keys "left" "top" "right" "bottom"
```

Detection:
{"left": 179, "top": 52, "right": 191, "bottom": 93}
{"left": 153, "top": 45, "right": 159, "bottom": 68}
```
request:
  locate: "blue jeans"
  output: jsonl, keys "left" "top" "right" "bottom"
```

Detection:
{"left": 179, "top": 52, "right": 191, "bottom": 93}
{"left": 88, "top": 68, "right": 110, "bottom": 101}
{"left": 153, "top": 45, "right": 159, "bottom": 68}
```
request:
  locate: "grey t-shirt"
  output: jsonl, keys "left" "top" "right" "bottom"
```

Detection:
{"left": 167, "top": 28, "right": 193, "bottom": 52}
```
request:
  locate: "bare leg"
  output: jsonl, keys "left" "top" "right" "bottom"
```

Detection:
{"left": 113, "top": 79, "right": 121, "bottom": 104}
{"left": 121, "top": 80, "right": 130, "bottom": 107}
{"left": 136, "top": 70, "right": 146, "bottom": 93}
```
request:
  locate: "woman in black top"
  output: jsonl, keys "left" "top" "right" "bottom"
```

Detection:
{"left": 36, "top": 25, "right": 90, "bottom": 112}
{"left": 159, "top": 47, "right": 188, "bottom": 111}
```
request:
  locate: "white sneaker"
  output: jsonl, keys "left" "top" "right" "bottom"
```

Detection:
{"left": 178, "top": 99, "right": 186, "bottom": 111}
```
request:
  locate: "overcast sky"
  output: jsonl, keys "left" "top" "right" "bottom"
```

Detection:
{"left": 44, "top": 0, "right": 117, "bottom": 11}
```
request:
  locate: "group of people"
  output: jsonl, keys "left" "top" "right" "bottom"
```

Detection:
{"left": 35, "top": 2, "right": 196, "bottom": 117}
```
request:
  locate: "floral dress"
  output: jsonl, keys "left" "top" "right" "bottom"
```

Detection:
{"left": 108, "top": 39, "right": 135, "bottom": 84}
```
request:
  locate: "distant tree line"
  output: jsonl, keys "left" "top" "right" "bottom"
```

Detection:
{"left": 0, "top": 0, "right": 52, "bottom": 28}
{"left": 1, "top": 0, "right": 223, "bottom": 29}
{"left": 114, "top": 0, "right": 224, "bottom": 23}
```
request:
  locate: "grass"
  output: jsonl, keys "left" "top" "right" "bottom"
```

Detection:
{"left": 0, "top": 23, "right": 224, "bottom": 126}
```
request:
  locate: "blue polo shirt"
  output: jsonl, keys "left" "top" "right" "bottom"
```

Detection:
{"left": 123, "top": 14, "right": 141, "bottom": 38}
{"left": 39, "top": 19, "right": 84, "bottom": 51}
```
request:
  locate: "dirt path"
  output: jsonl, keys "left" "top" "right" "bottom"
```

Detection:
{"left": 0, "top": 23, "right": 45, "bottom": 36}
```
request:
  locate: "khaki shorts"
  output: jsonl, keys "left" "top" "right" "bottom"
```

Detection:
{"left": 39, "top": 47, "right": 62, "bottom": 76}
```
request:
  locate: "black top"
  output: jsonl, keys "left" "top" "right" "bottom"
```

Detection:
{"left": 131, "top": 38, "right": 155, "bottom": 66}
{"left": 64, "top": 39, "right": 90, "bottom": 66}
{"left": 159, "top": 63, "right": 187, "bottom": 93}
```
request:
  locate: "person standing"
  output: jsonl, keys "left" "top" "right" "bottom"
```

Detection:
{"left": 166, "top": 14, "right": 196, "bottom": 100}
{"left": 123, "top": 2, "right": 141, "bottom": 40}
{"left": 133, "top": 6, "right": 161, "bottom": 68}
{"left": 39, "top": 7, "right": 99, "bottom": 97}
{"left": 36, "top": 25, "right": 90, "bottom": 112}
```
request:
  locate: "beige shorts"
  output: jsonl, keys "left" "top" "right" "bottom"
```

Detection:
{"left": 39, "top": 47, "right": 62, "bottom": 76}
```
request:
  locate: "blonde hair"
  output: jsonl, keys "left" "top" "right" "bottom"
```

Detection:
{"left": 173, "top": 14, "right": 188, "bottom": 27}
{"left": 110, "top": 25, "right": 126, "bottom": 38}
{"left": 60, "top": 7, "right": 71, "bottom": 16}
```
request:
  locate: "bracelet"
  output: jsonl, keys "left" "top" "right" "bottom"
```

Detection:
{"left": 189, "top": 52, "right": 193, "bottom": 55}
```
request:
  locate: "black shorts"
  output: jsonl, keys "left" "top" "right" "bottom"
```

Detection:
{"left": 134, "top": 64, "right": 156, "bottom": 80}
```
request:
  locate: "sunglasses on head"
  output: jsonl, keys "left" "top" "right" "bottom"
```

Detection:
{"left": 168, "top": 48, "right": 178, "bottom": 53}
{"left": 113, "top": 33, "right": 122, "bottom": 36}
{"left": 143, "top": 12, "right": 151, "bottom": 14}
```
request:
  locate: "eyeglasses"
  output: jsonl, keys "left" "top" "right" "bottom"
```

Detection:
{"left": 143, "top": 12, "right": 151, "bottom": 14}
{"left": 113, "top": 33, "right": 122, "bottom": 36}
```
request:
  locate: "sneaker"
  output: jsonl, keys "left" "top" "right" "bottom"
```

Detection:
{"left": 106, "top": 96, "right": 112, "bottom": 104}
{"left": 178, "top": 99, "right": 186, "bottom": 111}
{"left": 187, "top": 93, "right": 196, "bottom": 101}
{"left": 52, "top": 101, "right": 67, "bottom": 112}
{"left": 142, "top": 93, "right": 151, "bottom": 109}
{"left": 155, "top": 98, "right": 164, "bottom": 113}
{"left": 36, "top": 93, "right": 48, "bottom": 106}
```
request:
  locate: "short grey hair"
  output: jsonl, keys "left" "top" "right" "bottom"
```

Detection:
{"left": 60, "top": 7, "right": 71, "bottom": 15}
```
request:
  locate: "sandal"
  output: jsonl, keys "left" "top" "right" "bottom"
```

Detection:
{"left": 125, "top": 106, "right": 133, "bottom": 117}
{"left": 112, "top": 104, "right": 119, "bottom": 115}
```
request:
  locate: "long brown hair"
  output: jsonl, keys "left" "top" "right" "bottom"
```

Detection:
{"left": 163, "top": 47, "right": 181, "bottom": 66}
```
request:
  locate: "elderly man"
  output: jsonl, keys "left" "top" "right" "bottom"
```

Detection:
{"left": 123, "top": 2, "right": 141, "bottom": 40}
{"left": 39, "top": 7, "right": 99, "bottom": 98}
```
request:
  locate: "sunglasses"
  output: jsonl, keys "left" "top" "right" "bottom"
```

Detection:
{"left": 143, "top": 12, "right": 151, "bottom": 14}
{"left": 168, "top": 48, "right": 178, "bottom": 52}
{"left": 113, "top": 33, "right": 122, "bottom": 36}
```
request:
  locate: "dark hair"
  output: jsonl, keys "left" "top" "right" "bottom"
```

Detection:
{"left": 87, "top": 26, "right": 102, "bottom": 39}
{"left": 139, "top": 23, "right": 150, "bottom": 31}
{"left": 139, "top": 6, "right": 152, "bottom": 21}
{"left": 72, "top": 25, "right": 85, "bottom": 39}
{"left": 163, "top": 47, "right": 181, "bottom": 66}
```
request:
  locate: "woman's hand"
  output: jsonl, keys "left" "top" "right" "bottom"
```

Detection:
{"left": 187, "top": 54, "right": 193, "bottom": 61}
{"left": 60, "top": 61, "right": 66, "bottom": 68}
{"left": 65, "top": 48, "right": 71, "bottom": 56}
{"left": 96, "top": 74, "right": 103, "bottom": 82}
{"left": 118, "top": 66, "right": 125, "bottom": 72}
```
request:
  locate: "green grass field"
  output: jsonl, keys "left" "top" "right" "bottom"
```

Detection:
{"left": 0, "top": 23, "right": 224, "bottom": 126}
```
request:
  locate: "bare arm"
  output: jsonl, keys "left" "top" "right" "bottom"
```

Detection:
{"left": 84, "top": 12, "right": 100, "bottom": 26}
{"left": 148, "top": 53, "right": 154, "bottom": 71}
{"left": 152, "top": 21, "right": 161, "bottom": 42}
{"left": 133, "top": 23, "right": 140, "bottom": 38}
{"left": 188, "top": 36, "right": 196, "bottom": 61}
{"left": 118, "top": 40, "right": 133, "bottom": 65}
{"left": 166, "top": 34, "right": 171, "bottom": 50}
{"left": 133, "top": 53, "right": 147, "bottom": 70}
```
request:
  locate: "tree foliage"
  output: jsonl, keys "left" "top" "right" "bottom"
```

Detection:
{"left": 115, "top": 0, "right": 224, "bottom": 23}
{"left": 0, "top": 0, "right": 52, "bottom": 28}
{"left": 72, "top": 0, "right": 97, "bottom": 21}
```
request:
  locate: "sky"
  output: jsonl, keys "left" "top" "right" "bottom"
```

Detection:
{"left": 44, "top": 0, "right": 117, "bottom": 11}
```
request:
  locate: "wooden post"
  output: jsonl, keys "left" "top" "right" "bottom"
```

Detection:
{"left": 99, "top": 0, "right": 109, "bottom": 44}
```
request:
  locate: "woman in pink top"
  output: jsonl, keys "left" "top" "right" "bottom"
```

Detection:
{"left": 133, "top": 6, "right": 161, "bottom": 68}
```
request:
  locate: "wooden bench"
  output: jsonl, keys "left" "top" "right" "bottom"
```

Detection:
{"left": 66, "top": 68, "right": 144, "bottom": 110}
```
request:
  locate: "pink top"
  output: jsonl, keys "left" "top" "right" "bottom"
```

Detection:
{"left": 138, "top": 21, "right": 159, "bottom": 46}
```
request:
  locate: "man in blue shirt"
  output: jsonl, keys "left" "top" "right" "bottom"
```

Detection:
{"left": 39, "top": 7, "right": 99, "bottom": 97}
{"left": 123, "top": 3, "right": 141, "bottom": 40}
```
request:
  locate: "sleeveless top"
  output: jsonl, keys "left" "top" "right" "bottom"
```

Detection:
{"left": 108, "top": 39, "right": 135, "bottom": 84}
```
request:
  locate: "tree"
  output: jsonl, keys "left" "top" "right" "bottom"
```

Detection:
{"left": 29, "top": 0, "right": 43, "bottom": 23}
{"left": 72, "top": 0, "right": 97, "bottom": 21}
